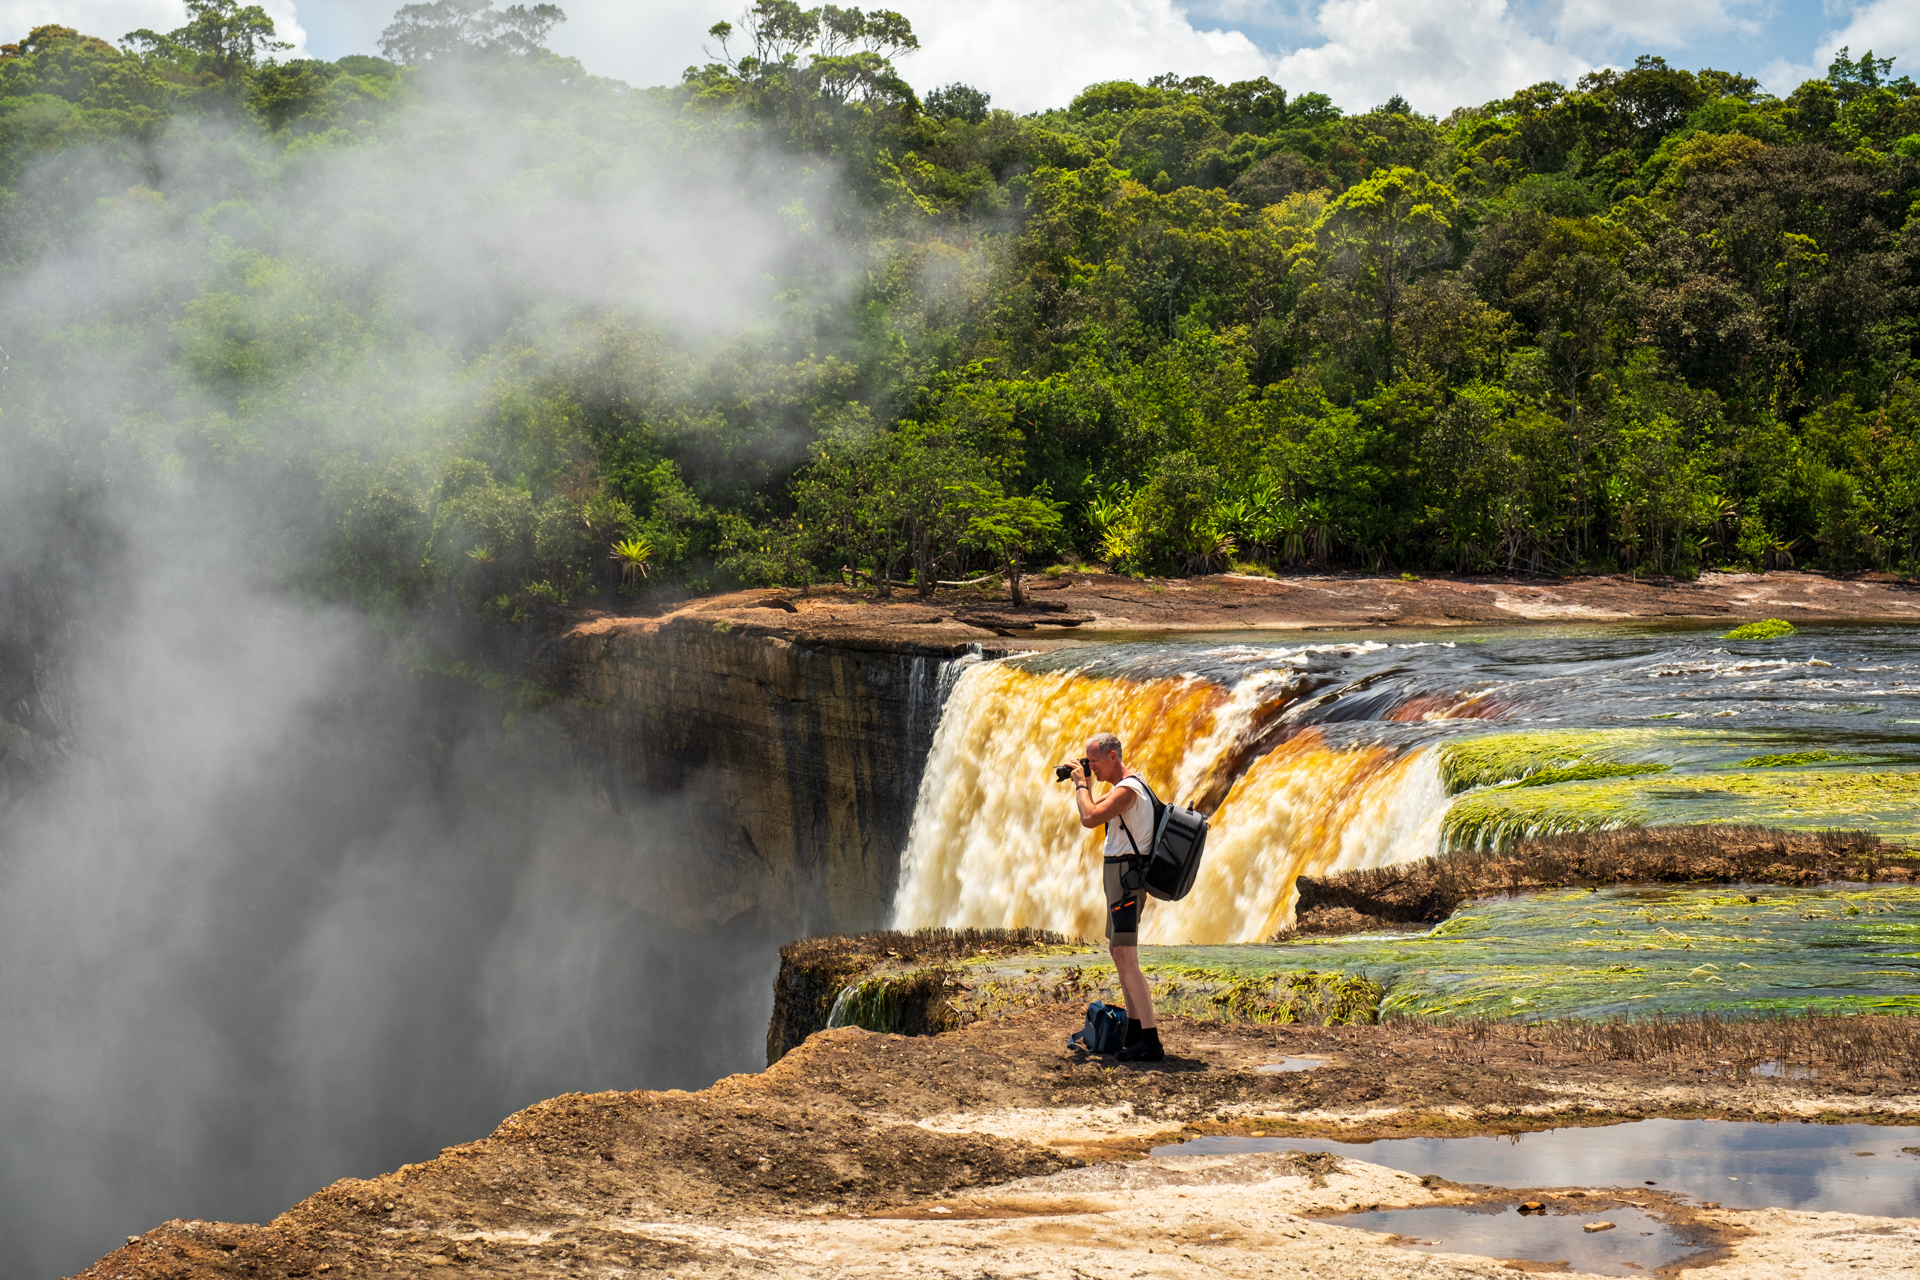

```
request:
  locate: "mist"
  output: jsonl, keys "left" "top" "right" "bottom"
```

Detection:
{"left": 0, "top": 57, "right": 854, "bottom": 1279}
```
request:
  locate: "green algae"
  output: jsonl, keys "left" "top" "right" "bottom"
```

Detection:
{"left": 1504, "top": 763, "right": 1669, "bottom": 788}
{"left": 825, "top": 972, "right": 963, "bottom": 1037}
{"left": 1724, "top": 619, "right": 1797, "bottom": 640}
{"left": 950, "top": 962, "right": 1383, "bottom": 1027}
{"left": 1443, "top": 775, "right": 1655, "bottom": 849}
{"left": 1135, "top": 966, "right": 1383, "bottom": 1025}
{"left": 1434, "top": 725, "right": 1920, "bottom": 848}
{"left": 1268, "top": 884, "right": 1920, "bottom": 1022}
{"left": 870, "top": 886, "right": 1920, "bottom": 1029}
{"left": 1736, "top": 750, "right": 1878, "bottom": 768}
{"left": 1647, "top": 770, "right": 1920, "bottom": 841}
{"left": 1436, "top": 729, "right": 1722, "bottom": 794}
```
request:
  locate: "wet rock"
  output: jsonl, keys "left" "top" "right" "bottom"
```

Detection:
{"left": 1585, "top": 1221, "right": 1616, "bottom": 1232}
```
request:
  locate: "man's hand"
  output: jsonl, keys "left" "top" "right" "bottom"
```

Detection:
{"left": 1066, "top": 760, "right": 1138, "bottom": 830}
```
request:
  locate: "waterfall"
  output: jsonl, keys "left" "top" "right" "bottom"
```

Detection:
{"left": 891, "top": 651, "right": 1451, "bottom": 943}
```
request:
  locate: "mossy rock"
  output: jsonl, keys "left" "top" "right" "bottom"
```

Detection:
{"left": 767, "top": 927, "right": 1070, "bottom": 1062}
{"left": 1443, "top": 775, "right": 1654, "bottom": 849}
{"left": 817, "top": 958, "right": 1386, "bottom": 1038}
{"left": 1436, "top": 729, "right": 1703, "bottom": 794}
{"left": 826, "top": 971, "right": 965, "bottom": 1037}
{"left": 1443, "top": 766, "right": 1920, "bottom": 851}
{"left": 1724, "top": 618, "right": 1796, "bottom": 640}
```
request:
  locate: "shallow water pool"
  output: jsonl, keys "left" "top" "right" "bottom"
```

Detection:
{"left": 1325, "top": 1204, "right": 1692, "bottom": 1276}
{"left": 1153, "top": 1119, "right": 1920, "bottom": 1216}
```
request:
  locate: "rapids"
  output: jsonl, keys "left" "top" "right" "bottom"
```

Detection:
{"left": 892, "top": 624, "right": 1920, "bottom": 943}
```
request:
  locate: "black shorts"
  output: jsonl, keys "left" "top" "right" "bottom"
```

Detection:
{"left": 1103, "top": 856, "right": 1146, "bottom": 946}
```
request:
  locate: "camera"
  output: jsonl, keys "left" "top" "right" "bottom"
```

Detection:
{"left": 1055, "top": 757, "right": 1091, "bottom": 782}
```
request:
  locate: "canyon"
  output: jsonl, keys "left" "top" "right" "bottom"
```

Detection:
{"left": 536, "top": 567, "right": 1920, "bottom": 941}
{"left": 61, "top": 569, "right": 1920, "bottom": 1279}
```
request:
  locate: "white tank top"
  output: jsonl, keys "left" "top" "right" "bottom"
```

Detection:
{"left": 1103, "top": 776, "right": 1156, "bottom": 858}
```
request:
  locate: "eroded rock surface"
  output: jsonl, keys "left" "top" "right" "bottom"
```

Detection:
{"left": 569, "top": 569, "right": 1920, "bottom": 652}
{"left": 80, "top": 1010, "right": 1920, "bottom": 1278}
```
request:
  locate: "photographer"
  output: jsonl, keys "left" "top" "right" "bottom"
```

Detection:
{"left": 1060, "top": 731, "right": 1164, "bottom": 1062}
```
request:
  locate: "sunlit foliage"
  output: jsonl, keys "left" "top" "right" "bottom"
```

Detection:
{"left": 4, "top": 3, "right": 1920, "bottom": 617}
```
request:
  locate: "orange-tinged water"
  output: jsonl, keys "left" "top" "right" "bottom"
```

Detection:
{"left": 892, "top": 661, "right": 1448, "bottom": 943}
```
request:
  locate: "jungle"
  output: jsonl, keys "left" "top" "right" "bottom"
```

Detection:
{"left": 4, "top": 0, "right": 1920, "bottom": 627}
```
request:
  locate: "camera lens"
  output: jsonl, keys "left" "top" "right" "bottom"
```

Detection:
{"left": 1054, "top": 764, "right": 1072, "bottom": 781}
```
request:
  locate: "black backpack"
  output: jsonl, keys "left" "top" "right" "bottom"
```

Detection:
{"left": 1115, "top": 776, "right": 1210, "bottom": 902}
{"left": 1068, "top": 1001, "right": 1128, "bottom": 1055}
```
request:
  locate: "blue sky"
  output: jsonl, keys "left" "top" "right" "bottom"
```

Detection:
{"left": 7, "top": 1, "right": 1916, "bottom": 114}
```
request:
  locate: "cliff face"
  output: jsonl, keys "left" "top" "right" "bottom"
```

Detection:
{"left": 548, "top": 613, "right": 978, "bottom": 937}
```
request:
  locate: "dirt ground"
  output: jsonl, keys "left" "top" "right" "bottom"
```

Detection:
{"left": 82, "top": 1009, "right": 1920, "bottom": 1278}
{"left": 565, "top": 569, "right": 1920, "bottom": 651}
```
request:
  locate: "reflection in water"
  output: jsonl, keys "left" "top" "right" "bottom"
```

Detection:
{"left": 895, "top": 626, "right": 1920, "bottom": 943}
{"left": 1154, "top": 1119, "right": 1920, "bottom": 1217}
{"left": 1328, "top": 1205, "right": 1693, "bottom": 1276}
{"left": 1751, "top": 1060, "right": 1819, "bottom": 1079}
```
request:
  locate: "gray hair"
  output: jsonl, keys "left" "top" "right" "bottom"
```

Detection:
{"left": 1088, "top": 731, "right": 1123, "bottom": 759}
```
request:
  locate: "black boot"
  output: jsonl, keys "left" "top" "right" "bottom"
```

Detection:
{"left": 1116, "top": 1027, "right": 1163, "bottom": 1062}
{"left": 1124, "top": 1018, "right": 1142, "bottom": 1049}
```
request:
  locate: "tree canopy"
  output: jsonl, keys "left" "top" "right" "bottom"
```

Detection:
{"left": 3, "top": 4, "right": 1920, "bottom": 631}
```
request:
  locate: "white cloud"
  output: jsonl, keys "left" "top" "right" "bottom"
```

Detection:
{"left": 1, "top": 0, "right": 179, "bottom": 43}
{"left": 1763, "top": 0, "right": 1920, "bottom": 95}
{"left": 1275, "top": 0, "right": 1588, "bottom": 113}
{"left": 0, "top": 0, "right": 306, "bottom": 56}
{"left": 542, "top": 0, "right": 713, "bottom": 86}
{"left": 1556, "top": 0, "right": 1758, "bottom": 47}
{"left": 887, "top": 0, "right": 1280, "bottom": 112}
{"left": 14, "top": 0, "right": 1888, "bottom": 119}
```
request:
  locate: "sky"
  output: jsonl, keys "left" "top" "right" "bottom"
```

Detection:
{"left": 3, "top": 0, "right": 1917, "bottom": 116}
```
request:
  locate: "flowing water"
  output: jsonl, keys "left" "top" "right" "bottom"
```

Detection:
{"left": 895, "top": 624, "right": 1920, "bottom": 943}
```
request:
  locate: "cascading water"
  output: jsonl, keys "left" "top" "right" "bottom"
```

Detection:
{"left": 892, "top": 626, "right": 1920, "bottom": 944}
{"left": 892, "top": 642, "right": 1462, "bottom": 943}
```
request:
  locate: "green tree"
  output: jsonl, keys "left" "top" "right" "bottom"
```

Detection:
{"left": 378, "top": 0, "right": 567, "bottom": 64}
{"left": 1310, "top": 166, "right": 1457, "bottom": 387}
{"left": 124, "top": 0, "right": 289, "bottom": 81}
{"left": 963, "top": 487, "right": 1064, "bottom": 604}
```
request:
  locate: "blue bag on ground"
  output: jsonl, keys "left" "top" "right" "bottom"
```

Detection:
{"left": 1068, "top": 1001, "right": 1129, "bottom": 1055}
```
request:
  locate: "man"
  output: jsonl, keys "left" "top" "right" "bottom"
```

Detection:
{"left": 1061, "top": 731, "right": 1164, "bottom": 1062}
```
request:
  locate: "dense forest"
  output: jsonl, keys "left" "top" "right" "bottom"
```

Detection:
{"left": 5, "top": 0, "right": 1920, "bottom": 630}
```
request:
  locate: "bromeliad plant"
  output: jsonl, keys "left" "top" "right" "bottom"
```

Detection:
{"left": 610, "top": 534, "right": 653, "bottom": 584}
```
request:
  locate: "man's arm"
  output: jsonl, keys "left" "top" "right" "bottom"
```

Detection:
{"left": 1066, "top": 768, "right": 1137, "bottom": 830}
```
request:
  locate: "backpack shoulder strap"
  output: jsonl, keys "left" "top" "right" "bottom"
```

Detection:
{"left": 1132, "top": 774, "right": 1166, "bottom": 819}
{"left": 1115, "top": 775, "right": 1159, "bottom": 857}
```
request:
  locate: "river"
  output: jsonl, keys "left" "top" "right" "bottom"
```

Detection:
{"left": 895, "top": 622, "right": 1920, "bottom": 942}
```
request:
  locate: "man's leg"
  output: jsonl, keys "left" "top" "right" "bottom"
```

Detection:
{"left": 1110, "top": 944, "right": 1156, "bottom": 1028}
{"left": 1111, "top": 943, "right": 1164, "bottom": 1061}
